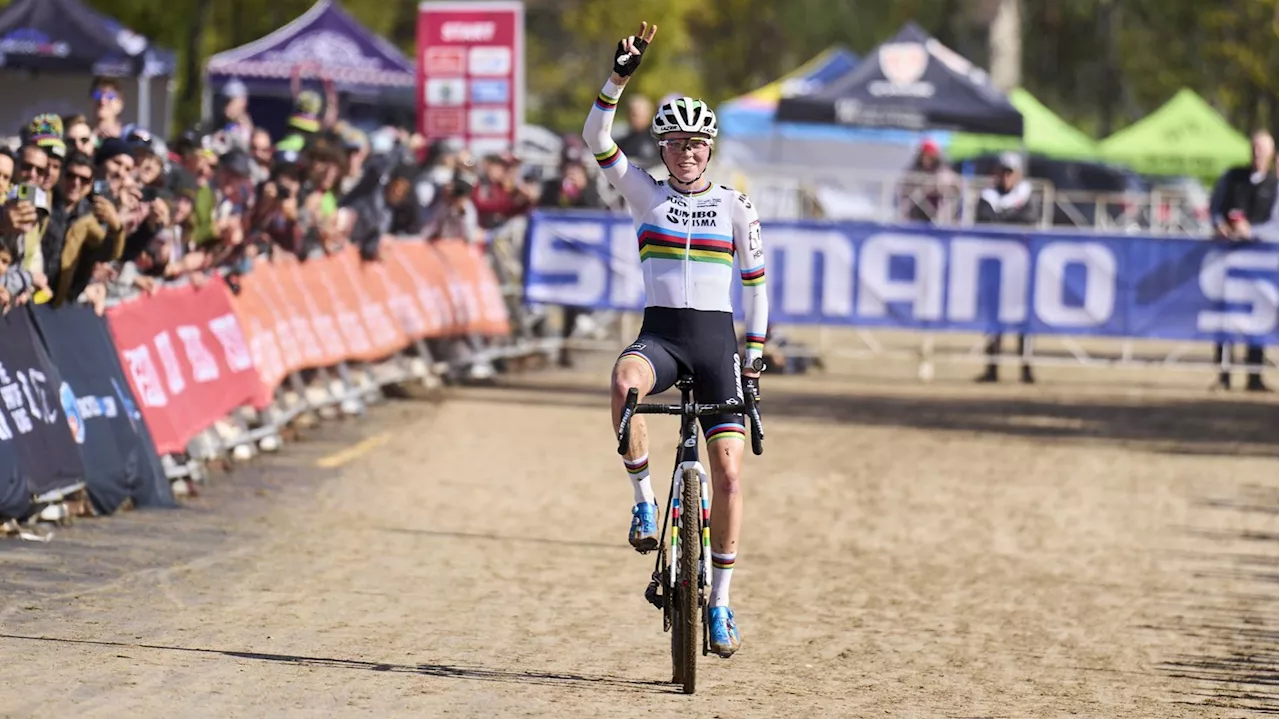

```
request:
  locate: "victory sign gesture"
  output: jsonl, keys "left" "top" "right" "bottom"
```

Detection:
{"left": 610, "top": 21, "right": 658, "bottom": 85}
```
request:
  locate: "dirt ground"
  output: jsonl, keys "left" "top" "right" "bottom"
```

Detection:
{"left": 0, "top": 354, "right": 1275, "bottom": 718}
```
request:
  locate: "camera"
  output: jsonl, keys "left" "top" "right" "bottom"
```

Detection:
{"left": 140, "top": 186, "right": 159, "bottom": 203}
{"left": 91, "top": 179, "right": 114, "bottom": 199}
{"left": 6, "top": 183, "right": 50, "bottom": 214}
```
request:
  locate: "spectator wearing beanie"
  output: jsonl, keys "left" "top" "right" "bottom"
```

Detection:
{"left": 276, "top": 90, "right": 323, "bottom": 153}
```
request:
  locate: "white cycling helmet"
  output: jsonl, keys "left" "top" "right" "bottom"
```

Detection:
{"left": 651, "top": 97, "right": 719, "bottom": 139}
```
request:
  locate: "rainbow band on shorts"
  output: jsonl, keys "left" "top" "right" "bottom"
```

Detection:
{"left": 745, "top": 333, "right": 766, "bottom": 353}
{"left": 618, "top": 350, "right": 656, "bottom": 392}
{"left": 705, "top": 422, "right": 747, "bottom": 443}
{"left": 594, "top": 144, "right": 622, "bottom": 169}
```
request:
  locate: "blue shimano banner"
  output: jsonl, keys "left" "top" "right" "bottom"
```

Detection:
{"left": 523, "top": 211, "right": 1279, "bottom": 345}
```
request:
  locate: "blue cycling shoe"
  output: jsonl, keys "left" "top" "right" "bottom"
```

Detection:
{"left": 629, "top": 502, "right": 659, "bottom": 552}
{"left": 708, "top": 606, "right": 741, "bottom": 657}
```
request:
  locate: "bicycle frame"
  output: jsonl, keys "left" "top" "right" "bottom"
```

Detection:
{"left": 616, "top": 368, "right": 764, "bottom": 691}
{"left": 616, "top": 371, "right": 764, "bottom": 605}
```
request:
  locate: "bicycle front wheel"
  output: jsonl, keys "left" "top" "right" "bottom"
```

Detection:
{"left": 672, "top": 467, "right": 702, "bottom": 695}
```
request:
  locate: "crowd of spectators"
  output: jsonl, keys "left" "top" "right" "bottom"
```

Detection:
{"left": 0, "top": 74, "right": 609, "bottom": 332}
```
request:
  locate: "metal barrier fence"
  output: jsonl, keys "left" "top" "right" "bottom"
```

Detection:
{"left": 712, "top": 166, "right": 1212, "bottom": 236}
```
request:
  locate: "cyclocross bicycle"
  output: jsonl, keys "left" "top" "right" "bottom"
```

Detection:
{"left": 615, "top": 357, "right": 765, "bottom": 695}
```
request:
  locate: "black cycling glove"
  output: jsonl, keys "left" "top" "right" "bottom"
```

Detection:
{"left": 612, "top": 35, "right": 649, "bottom": 77}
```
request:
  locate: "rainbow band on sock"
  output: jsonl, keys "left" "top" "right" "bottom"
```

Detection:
{"left": 594, "top": 144, "right": 622, "bottom": 169}
{"left": 705, "top": 422, "right": 747, "bottom": 443}
{"left": 595, "top": 91, "right": 618, "bottom": 112}
{"left": 624, "top": 455, "right": 649, "bottom": 476}
{"left": 745, "top": 333, "right": 766, "bottom": 353}
{"left": 712, "top": 554, "right": 736, "bottom": 570}
{"left": 740, "top": 266, "right": 765, "bottom": 286}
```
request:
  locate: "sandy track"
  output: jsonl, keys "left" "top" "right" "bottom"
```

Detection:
{"left": 1, "top": 363, "right": 1275, "bottom": 718}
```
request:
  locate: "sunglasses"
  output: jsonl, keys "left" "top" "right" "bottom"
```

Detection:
{"left": 92, "top": 89, "right": 119, "bottom": 102}
{"left": 66, "top": 172, "right": 93, "bottom": 185}
{"left": 657, "top": 137, "right": 714, "bottom": 153}
{"left": 19, "top": 161, "right": 48, "bottom": 178}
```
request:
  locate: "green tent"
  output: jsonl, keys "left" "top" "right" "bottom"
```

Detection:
{"left": 947, "top": 88, "right": 1098, "bottom": 160}
{"left": 1098, "top": 88, "right": 1250, "bottom": 180}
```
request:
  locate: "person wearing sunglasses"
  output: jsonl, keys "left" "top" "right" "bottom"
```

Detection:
{"left": 90, "top": 77, "right": 125, "bottom": 141}
{"left": 583, "top": 20, "right": 768, "bottom": 660}
{"left": 62, "top": 115, "right": 95, "bottom": 154}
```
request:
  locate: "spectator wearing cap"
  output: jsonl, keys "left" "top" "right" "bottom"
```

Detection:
{"left": 976, "top": 151, "right": 1039, "bottom": 384}
{"left": 336, "top": 123, "right": 371, "bottom": 197}
{"left": 416, "top": 138, "right": 468, "bottom": 214}
{"left": 89, "top": 77, "right": 125, "bottom": 143}
{"left": 25, "top": 114, "right": 66, "bottom": 192}
{"left": 41, "top": 149, "right": 94, "bottom": 296}
{"left": 169, "top": 132, "right": 218, "bottom": 247}
{"left": 205, "top": 149, "right": 255, "bottom": 266}
{"left": 126, "top": 126, "right": 167, "bottom": 192}
{"left": 423, "top": 167, "right": 481, "bottom": 244}
{"left": 472, "top": 152, "right": 538, "bottom": 231}
{"left": 301, "top": 139, "right": 344, "bottom": 252}
{"left": 219, "top": 78, "right": 255, "bottom": 153}
{"left": 276, "top": 90, "right": 324, "bottom": 153}
{"left": 899, "top": 138, "right": 958, "bottom": 224}
{"left": 1208, "top": 130, "right": 1277, "bottom": 392}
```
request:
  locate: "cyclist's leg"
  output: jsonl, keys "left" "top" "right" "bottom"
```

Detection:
{"left": 613, "top": 336, "right": 678, "bottom": 550}
{"left": 689, "top": 316, "right": 746, "bottom": 656}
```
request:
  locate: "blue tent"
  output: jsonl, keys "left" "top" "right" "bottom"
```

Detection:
{"left": 718, "top": 46, "right": 860, "bottom": 139}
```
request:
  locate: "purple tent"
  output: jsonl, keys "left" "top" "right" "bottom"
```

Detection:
{"left": 204, "top": 0, "right": 414, "bottom": 93}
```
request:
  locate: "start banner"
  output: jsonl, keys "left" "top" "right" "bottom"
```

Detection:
{"left": 106, "top": 276, "right": 262, "bottom": 455}
{"left": 523, "top": 211, "right": 1280, "bottom": 346}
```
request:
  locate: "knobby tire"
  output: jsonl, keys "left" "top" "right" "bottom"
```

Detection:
{"left": 675, "top": 467, "right": 701, "bottom": 694}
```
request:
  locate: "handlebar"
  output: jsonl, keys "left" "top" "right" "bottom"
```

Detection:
{"left": 616, "top": 368, "right": 765, "bottom": 456}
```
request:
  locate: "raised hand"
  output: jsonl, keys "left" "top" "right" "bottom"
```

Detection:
{"left": 612, "top": 21, "right": 658, "bottom": 81}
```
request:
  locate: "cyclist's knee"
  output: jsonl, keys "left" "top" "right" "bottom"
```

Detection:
{"left": 612, "top": 358, "right": 650, "bottom": 399}
{"left": 712, "top": 466, "right": 741, "bottom": 496}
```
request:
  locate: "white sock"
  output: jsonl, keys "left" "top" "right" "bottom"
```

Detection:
{"left": 624, "top": 454, "right": 654, "bottom": 505}
{"left": 711, "top": 552, "right": 735, "bottom": 607}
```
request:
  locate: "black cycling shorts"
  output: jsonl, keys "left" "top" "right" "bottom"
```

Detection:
{"left": 617, "top": 307, "right": 745, "bottom": 443}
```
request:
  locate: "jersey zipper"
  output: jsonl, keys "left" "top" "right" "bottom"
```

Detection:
{"left": 683, "top": 195, "right": 692, "bottom": 308}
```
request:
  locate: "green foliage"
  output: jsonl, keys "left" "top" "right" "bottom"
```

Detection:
{"left": 51, "top": 0, "right": 1277, "bottom": 142}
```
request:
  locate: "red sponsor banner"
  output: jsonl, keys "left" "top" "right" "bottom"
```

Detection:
{"left": 106, "top": 276, "right": 261, "bottom": 455}
{"left": 416, "top": 1, "right": 524, "bottom": 157}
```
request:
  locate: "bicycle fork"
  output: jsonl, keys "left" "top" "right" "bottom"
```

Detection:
{"left": 670, "top": 460, "right": 712, "bottom": 592}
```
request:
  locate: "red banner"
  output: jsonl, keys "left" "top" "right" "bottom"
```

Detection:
{"left": 106, "top": 276, "right": 262, "bottom": 455}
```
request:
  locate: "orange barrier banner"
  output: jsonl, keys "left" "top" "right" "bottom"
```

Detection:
{"left": 281, "top": 256, "right": 349, "bottom": 368}
{"left": 432, "top": 239, "right": 511, "bottom": 337}
{"left": 226, "top": 237, "right": 508, "bottom": 396}
{"left": 233, "top": 268, "right": 288, "bottom": 407}
{"left": 393, "top": 241, "right": 460, "bottom": 337}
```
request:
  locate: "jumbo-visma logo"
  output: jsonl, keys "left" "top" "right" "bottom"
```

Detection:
{"left": 61, "top": 382, "right": 85, "bottom": 445}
